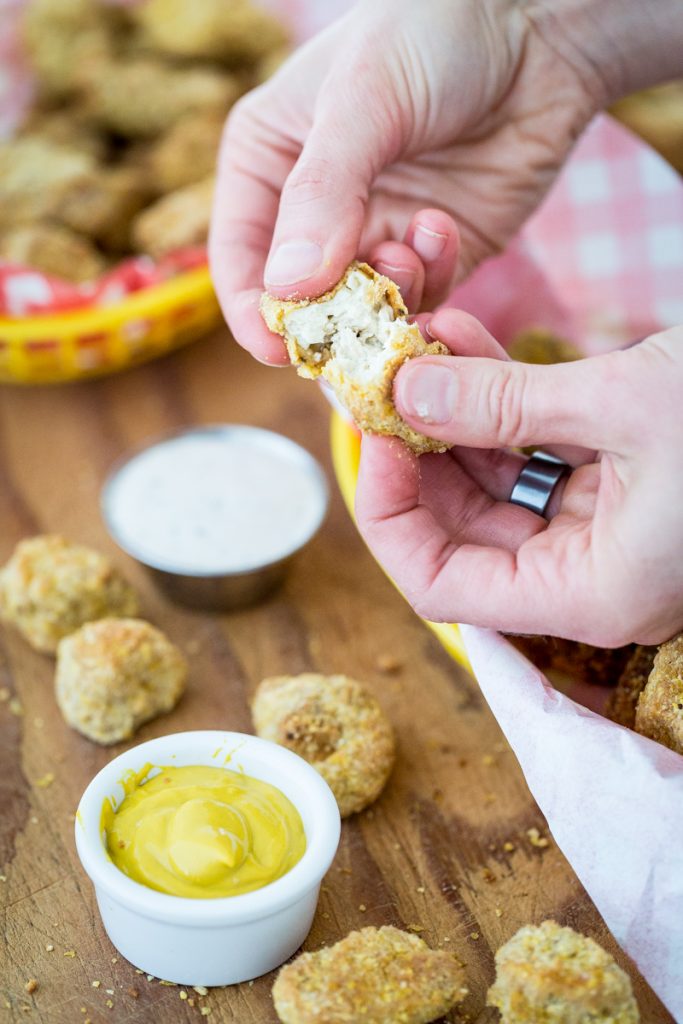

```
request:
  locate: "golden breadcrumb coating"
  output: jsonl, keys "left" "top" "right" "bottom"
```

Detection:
{"left": 23, "top": 0, "right": 114, "bottom": 103}
{"left": 0, "top": 224, "right": 106, "bottom": 284}
{"left": 0, "top": 135, "right": 96, "bottom": 228}
{"left": 487, "top": 920, "right": 639, "bottom": 1024}
{"left": 635, "top": 632, "right": 683, "bottom": 754}
{"left": 507, "top": 635, "right": 634, "bottom": 687}
{"left": 604, "top": 646, "right": 656, "bottom": 729}
{"left": 0, "top": 536, "right": 139, "bottom": 654}
{"left": 507, "top": 327, "right": 582, "bottom": 365}
{"left": 273, "top": 926, "right": 468, "bottom": 1024}
{"left": 50, "top": 165, "right": 149, "bottom": 252}
{"left": 142, "top": 112, "right": 224, "bottom": 194}
{"left": 82, "top": 57, "right": 239, "bottom": 139}
{"left": 251, "top": 673, "right": 395, "bottom": 817}
{"left": 261, "top": 262, "right": 450, "bottom": 456}
{"left": 55, "top": 618, "right": 186, "bottom": 744}
{"left": 131, "top": 0, "right": 288, "bottom": 65}
{"left": 21, "top": 106, "right": 108, "bottom": 162}
{"left": 132, "top": 175, "right": 215, "bottom": 259}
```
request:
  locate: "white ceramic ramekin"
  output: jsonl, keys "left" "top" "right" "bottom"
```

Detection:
{"left": 75, "top": 730, "right": 341, "bottom": 986}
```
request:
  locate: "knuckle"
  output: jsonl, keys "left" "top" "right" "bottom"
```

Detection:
{"left": 282, "top": 157, "right": 339, "bottom": 207}
{"left": 487, "top": 365, "right": 527, "bottom": 446}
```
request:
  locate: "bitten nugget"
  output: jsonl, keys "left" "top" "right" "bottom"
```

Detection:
{"left": 83, "top": 57, "right": 239, "bottom": 138}
{"left": 0, "top": 224, "right": 106, "bottom": 283}
{"left": 132, "top": 175, "right": 214, "bottom": 259}
{"left": 131, "top": 0, "right": 288, "bottom": 65}
{"left": 605, "top": 646, "right": 656, "bottom": 729}
{"left": 0, "top": 536, "right": 139, "bottom": 654}
{"left": 251, "top": 673, "right": 395, "bottom": 817}
{"left": 273, "top": 926, "right": 468, "bottom": 1024}
{"left": 141, "top": 113, "right": 224, "bottom": 193}
{"left": 261, "top": 262, "right": 450, "bottom": 455}
{"left": 55, "top": 618, "right": 186, "bottom": 744}
{"left": 635, "top": 633, "right": 683, "bottom": 754}
{"left": 487, "top": 921, "right": 639, "bottom": 1024}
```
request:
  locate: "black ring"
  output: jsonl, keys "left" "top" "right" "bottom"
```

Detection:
{"left": 509, "top": 451, "right": 569, "bottom": 517}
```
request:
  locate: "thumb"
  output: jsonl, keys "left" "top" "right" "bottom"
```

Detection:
{"left": 264, "top": 78, "right": 397, "bottom": 297}
{"left": 394, "top": 349, "right": 637, "bottom": 452}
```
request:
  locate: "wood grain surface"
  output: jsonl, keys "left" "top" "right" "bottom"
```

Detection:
{"left": 0, "top": 330, "right": 672, "bottom": 1023}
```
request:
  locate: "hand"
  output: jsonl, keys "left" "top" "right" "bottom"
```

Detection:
{"left": 210, "top": 0, "right": 604, "bottom": 365}
{"left": 355, "top": 318, "right": 683, "bottom": 647}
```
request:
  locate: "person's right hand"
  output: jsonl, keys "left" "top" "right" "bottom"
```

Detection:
{"left": 210, "top": 0, "right": 606, "bottom": 364}
{"left": 355, "top": 317, "right": 683, "bottom": 647}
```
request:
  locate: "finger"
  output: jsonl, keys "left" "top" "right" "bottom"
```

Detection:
{"left": 209, "top": 100, "right": 294, "bottom": 362}
{"left": 426, "top": 308, "right": 508, "bottom": 359}
{"left": 403, "top": 209, "right": 460, "bottom": 310}
{"left": 426, "top": 311, "right": 597, "bottom": 465}
{"left": 264, "top": 67, "right": 399, "bottom": 299}
{"left": 368, "top": 241, "right": 425, "bottom": 313}
{"left": 394, "top": 347, "right": 637, "bottom": 452}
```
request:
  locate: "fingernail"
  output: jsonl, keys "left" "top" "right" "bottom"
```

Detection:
{"left": 413, "top": 224, "right": 448, "bottom": 262}
{"left": 376, "top": 261, "right": 416, "bottom": 297}
{"left": 265, "top": 240, "right": 323, "bottom": 286}
{"left": 397, "top": 363, "right": 455, "bottom": 424}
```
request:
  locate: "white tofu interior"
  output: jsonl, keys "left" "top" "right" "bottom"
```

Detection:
{"left": 283, "top": 269, "right": 404, "bottom": 384}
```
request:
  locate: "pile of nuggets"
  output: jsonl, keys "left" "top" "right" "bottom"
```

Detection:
{"left": 0, "top": 0, "right": 288, "bottom": 282}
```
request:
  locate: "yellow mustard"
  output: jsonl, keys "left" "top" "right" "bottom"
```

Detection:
{"left": 103, "top": 765, "right": 306, "bottom": 899}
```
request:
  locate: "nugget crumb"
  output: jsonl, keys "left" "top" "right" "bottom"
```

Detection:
{"left": 527, "top": 828, "right": 549, "bottom": 848}
{"left": 24, "top": 980, "right": 38, "bottom": 994}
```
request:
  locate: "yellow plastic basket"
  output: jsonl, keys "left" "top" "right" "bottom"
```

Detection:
{"left": 0, "top": 265, "right": 220, "bottom": 385}
{"left": 329, "top": 410, "right": 471, "bottom": 672}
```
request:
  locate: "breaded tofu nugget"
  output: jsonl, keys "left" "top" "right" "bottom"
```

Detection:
{"left": 507, "top": 635, "right": 634, "bottom": 687}
{"left": 273, "top": 925, "right": 468, "bottom": 1024}
{"left": 0, "top": 224, "right": 106, "bottom": 283}
{"left": 261, "top": 262, "right": 450, "bottom": 455}
{"left": 0, "top": 135, "right": 96, "bottom": 227}
{"left": 131, "top": 0, "right": 287, "bottom": 65}
{"left": 251, "top": 672, "right": 395, "bottom": 817}
{"left": 142, "top": 112, "right": 224, "bottom": 193}
{"left": 21, "top": 106, "right": 108, "bottom": 161}
{"left": 83, "top": 57, "right": 239, "bottom": 138}
{"left": 0, "top": 536, "right": 139, "bottom": 654}
{"left": 635, "top": 633, "right": 683, "bottom": 754}
{"left": 23, "top": 0, "right": 113, "bottom": 103}
{"left": 132, "top": 175, "right": 214, "bottom": 259}
{"left": 487, "top": 920, "right": 639, "bottom": 1024}
{"left": 56, "top": 618, "right": 186, "bottom": 744}
{"left": 604, "top": 646, "right": 656, "bottom": 729}
{"left": 51, "top": 165, "right": 149, "bottom": 251}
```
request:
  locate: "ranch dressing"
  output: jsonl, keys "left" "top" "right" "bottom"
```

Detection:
{"left": 104, "top": 428, "right": 327, "bottom": 574}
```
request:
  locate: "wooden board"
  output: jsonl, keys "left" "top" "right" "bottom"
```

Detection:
{"left": 0, "top": 329, "right": 671, "bottom": 1023}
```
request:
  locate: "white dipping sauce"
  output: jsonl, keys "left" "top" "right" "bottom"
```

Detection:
{"left": 104, "top": 428, "right": 327, "bottom": 574}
